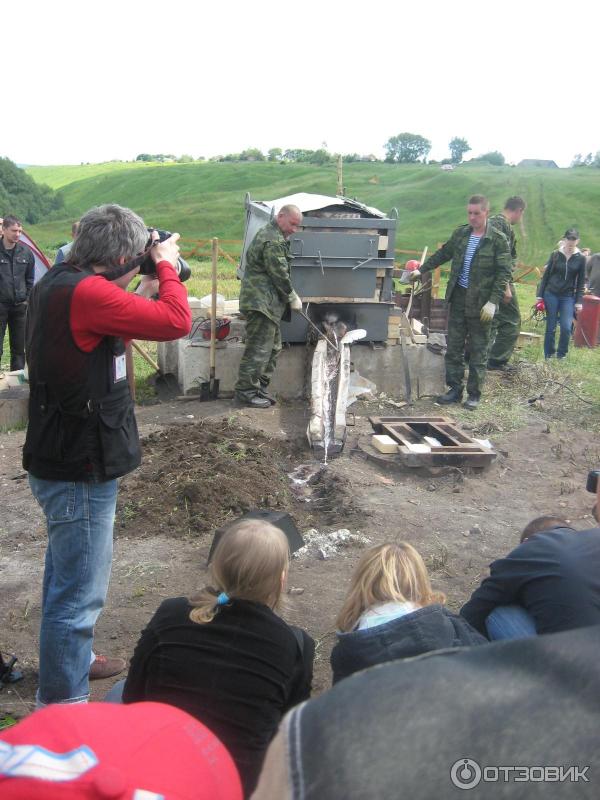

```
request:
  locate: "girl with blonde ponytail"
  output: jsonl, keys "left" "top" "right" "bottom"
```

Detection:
{"left": 123, "top": 519, "right": 314, "bottom": 797}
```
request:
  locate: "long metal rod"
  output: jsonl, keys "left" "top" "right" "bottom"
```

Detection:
{"left": 297, "top": 308, "right": 340, "bottom": 351}
{"left": 210, "top": 238, "right": 218, "bottom": 379}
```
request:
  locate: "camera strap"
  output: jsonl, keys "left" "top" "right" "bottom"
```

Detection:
{"left": 100, "top": 251, "right": 148, "bottom": 282}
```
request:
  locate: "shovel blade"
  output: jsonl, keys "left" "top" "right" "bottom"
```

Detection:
{"left": 199, "top": 378, "right": 220, "bottom": 401}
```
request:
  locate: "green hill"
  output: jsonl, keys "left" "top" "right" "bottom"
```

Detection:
{"left": 24, "top": 161, "right": 600, "bottom": 266}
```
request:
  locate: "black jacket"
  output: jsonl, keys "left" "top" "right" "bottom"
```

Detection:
{"left": 284, "top": 626, "right": 600, "bottom": 800}
{"left": 461, "top": 526, "right": 600, "bottom": 636}
{"left": 538, "top": 249, "right": 586, "bottom": 303}
{"left": 123, "top": 597, "right": 314, "bottom": 797}
{"left": 330, "top": 604, "right": 486, "bottom": 684}
{"left": 0, "top": 239, "right": 35, "bottom": 304}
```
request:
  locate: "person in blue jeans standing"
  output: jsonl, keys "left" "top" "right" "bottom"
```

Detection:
{"left": 23, "top": 204, "right": 191, "bottom": 706}
{"left": 537, "top": 228, "right": 586, "bottom": 359}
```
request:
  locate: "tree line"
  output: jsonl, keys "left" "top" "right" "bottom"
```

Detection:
{"left": 135, "top": 136, "right": 508, "bottom": 167}
{"left": 0, "top": 157, "right": 64, "bottom": 223}
{"left": 571, "top": 152, "right": 600, "bottom": 168}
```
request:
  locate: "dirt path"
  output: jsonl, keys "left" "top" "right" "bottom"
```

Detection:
{"left": 1, "top": 396, "right": 597, "bottom": 717}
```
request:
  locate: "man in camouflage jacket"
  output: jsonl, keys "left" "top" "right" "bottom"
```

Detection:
{"left": 488, "top": 197, "right": 526, "bottom": 370}
{"left": 235, "top": 205, "right": 303, "bottom": 408}
{"left": 410, "top": 196, "right": 512, "bottom": 410}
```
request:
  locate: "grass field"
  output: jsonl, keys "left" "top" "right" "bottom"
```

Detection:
{"left": 6, "top": 160, "right": 599, "bottom": 417}
{"left": 24, "top": 161, "right": 600, "bottom": 266}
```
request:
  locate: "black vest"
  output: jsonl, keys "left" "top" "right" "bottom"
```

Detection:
{"left": 23, "top": 264, "right": 141, "bottom": 481}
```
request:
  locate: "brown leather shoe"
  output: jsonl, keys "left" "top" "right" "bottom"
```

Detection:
{"left": 89, "top": 654, "right": 126, "bottom": 680}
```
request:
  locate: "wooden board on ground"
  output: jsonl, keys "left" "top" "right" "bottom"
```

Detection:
{"left": 367, "top": 415, "right": 496, "bottom": 468}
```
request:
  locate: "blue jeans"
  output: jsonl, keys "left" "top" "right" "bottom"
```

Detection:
{"left": 543, "top": 291, "right": 575, "bottom": 358}
{"left": 104, "top": 677, "right": 126, "bottom": 703}
{"left": 29, "top": 475, "right": 118, "bottom": 704}
{"left": 485, "top": 605, "right": 537, "bottom": 640}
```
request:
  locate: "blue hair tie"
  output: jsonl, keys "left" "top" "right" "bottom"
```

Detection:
{"left": 216, "top": 592, "right": 230, "bottom": 606}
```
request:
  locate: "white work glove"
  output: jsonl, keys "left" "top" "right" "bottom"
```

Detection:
{"left": 408, "top": 269, "right": 421, "bottom": 282}
{"left": 289, "top": 291, "right": 303, "bottom": 311}
{"left": 575, "top": 303, "right": 583, "bottom": 312}
{"left": 480, "top": 301, "right": 496, "bottom": 323}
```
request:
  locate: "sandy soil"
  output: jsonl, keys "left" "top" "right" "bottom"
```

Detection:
{"left": 1, "top": 393, "right": 597, "bottom": 718}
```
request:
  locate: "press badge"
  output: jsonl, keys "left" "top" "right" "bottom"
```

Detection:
{"left": 113, "top": 353, "right": 127, "bottom": 382}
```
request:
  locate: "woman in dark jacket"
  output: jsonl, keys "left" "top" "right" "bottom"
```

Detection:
{"left": 122, "top": 520, "right": 314, "bottom": 798}
{"left": 330, "top": 542, "right": 486, "bottom": 684}
{"left": 537, "top": 228, "right": 586, "bottom": 359}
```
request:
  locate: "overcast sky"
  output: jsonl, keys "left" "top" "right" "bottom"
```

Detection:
{"left": 7, "top": 0, "right": 599, "bottom": 167}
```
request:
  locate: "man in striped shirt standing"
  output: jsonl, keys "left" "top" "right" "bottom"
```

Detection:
{"left": 410, "top": 196, "right": 512, "bottom": 410}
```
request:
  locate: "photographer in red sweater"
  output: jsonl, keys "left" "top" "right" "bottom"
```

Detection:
{"left": 23, "top": 204, "right": 191, "bottom": 707}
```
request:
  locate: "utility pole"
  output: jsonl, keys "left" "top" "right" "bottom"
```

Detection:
{"left": 337, "top": 154, "right": 344, "bottom": 196}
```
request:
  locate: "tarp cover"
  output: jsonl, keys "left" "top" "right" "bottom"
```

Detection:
{"left": 254, "top": 193, "right": 386, "bottom": 218}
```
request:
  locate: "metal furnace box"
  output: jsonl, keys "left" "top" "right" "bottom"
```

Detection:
{"left": 238, "top": 192, "right": 397, "bottom": 342}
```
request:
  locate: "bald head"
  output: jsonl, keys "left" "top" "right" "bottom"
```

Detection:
{"left": 276, "top": 205, "right": 302, "bottom": 239}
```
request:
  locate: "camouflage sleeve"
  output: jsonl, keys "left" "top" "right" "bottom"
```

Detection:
{"left": 420, "top": 233, "right": 456, "bottom": 274}
{"left": 509, "top": 228, "right": 518, "bottom": 269}
{"left": 489, "top": 234, "right": 513, "bottom": 306}
{"left": 262, "top": 240, "right": 294, "bottom": 302}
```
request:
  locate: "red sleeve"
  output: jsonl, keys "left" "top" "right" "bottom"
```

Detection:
{"left": 71, "top": 261, "right": 192, "bottom": 352}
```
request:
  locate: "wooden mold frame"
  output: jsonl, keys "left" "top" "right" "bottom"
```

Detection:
{"left": 368, "top": 416, "right": 496, "bottom": 468}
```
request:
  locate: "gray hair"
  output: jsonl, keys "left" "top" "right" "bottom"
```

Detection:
{"left": 278, "top": 204, "right": 302, "bottom": 218}
{"left": 69, "top": 204, "right": 148, "bottom": 269}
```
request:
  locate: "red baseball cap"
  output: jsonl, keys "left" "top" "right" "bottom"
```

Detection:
{"left": 0, "top": 701, "right": 242, "bottom": 800}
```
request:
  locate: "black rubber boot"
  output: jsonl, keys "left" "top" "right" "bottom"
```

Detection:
{"left": 463, "top": 395, "right": 480, "bottom": 411}
{"left": 436, "top": 388, "right": 463, "bottom": 404}
{"left": 258, "top": 385, "right": 276, "bottom": 405}
{"left": 235, "top": 392, "right": 271, "bottom": 409}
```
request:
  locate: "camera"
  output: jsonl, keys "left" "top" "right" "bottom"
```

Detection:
{"left": 139, "top": 228, "right": 191, "bottom": 282}
{"left": 586, "top": 470, "right": 600, "bottom": 494}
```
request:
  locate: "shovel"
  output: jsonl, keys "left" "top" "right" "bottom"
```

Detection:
{"left": 200, "top": 238, "right": 220, "bottom": 400}
{"left": 297, "top": 308, "right": 340, "bottom": 351}
{"left": 131, "top": 340, "right": 180, "bottom": 400}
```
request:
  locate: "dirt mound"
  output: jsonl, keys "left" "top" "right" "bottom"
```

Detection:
{"left": 116, "top": 418, "right": 361, "bottom": 540}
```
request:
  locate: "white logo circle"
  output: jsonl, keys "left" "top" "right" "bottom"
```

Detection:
{"left": 450, "top": 758, "right": 482, "bottom": 789}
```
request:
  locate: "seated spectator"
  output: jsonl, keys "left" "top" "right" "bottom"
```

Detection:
{"left": 251, "top": 625, "right": 600, "bottom": 800}
{"left": 461, "top": 516, "right": 600, "bottom": 640}
{"left": 122, "top": 519, "right": 314, "bottom": 798}
{"left": 330, "top": 543, "right": 486, "bottom": 684}
{"left": 0, "top": 701, "right": 242, "bottom": 799}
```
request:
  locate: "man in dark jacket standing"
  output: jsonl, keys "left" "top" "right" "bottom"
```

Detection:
{"left": 23, "top": 204, "right": 191, "bottom": 706}
{"left": 487, "top": 196, "right": 526, "bottom": 370}
{"left": 0, "top": 215, "right": 35, "bottom": 371}
{"left": 235, "top": 205, "right": 303, "bottom": 408}
{"left": 410, "top": 195, "right": 512, "bottom": 409}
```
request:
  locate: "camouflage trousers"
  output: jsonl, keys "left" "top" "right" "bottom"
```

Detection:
{"left": 488, "top": 284, "right": 521, "bottom": 367}
{"left": 235, "top": 310, "right": 282, "bottom": 398}
{"left": 446, "top": 286, "right": 492, "bottom": 398}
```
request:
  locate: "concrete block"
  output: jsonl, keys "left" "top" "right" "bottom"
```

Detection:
{"left": 0, "top": 385, "right": 29, "bottom": 429}
{"left": 159, "top": 323, "right": 446, "bottom": 401}
{"left": 372, "top": 434, "right": 399, "bottom": 454}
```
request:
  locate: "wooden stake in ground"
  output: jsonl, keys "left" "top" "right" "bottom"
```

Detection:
{"left": 200, "top": 238, "right": 220, "bottom": 399}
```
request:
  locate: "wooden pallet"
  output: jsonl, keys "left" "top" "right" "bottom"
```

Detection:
{"left": 368, "top": 415, "right": 496, "bottom": 468}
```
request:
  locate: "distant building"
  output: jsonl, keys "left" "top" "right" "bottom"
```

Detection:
{"left": 440, "top": 164, "right": 454, "bottom": 171}
{"left": 518, "top": 159, "right": 559, "bottom": 168}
